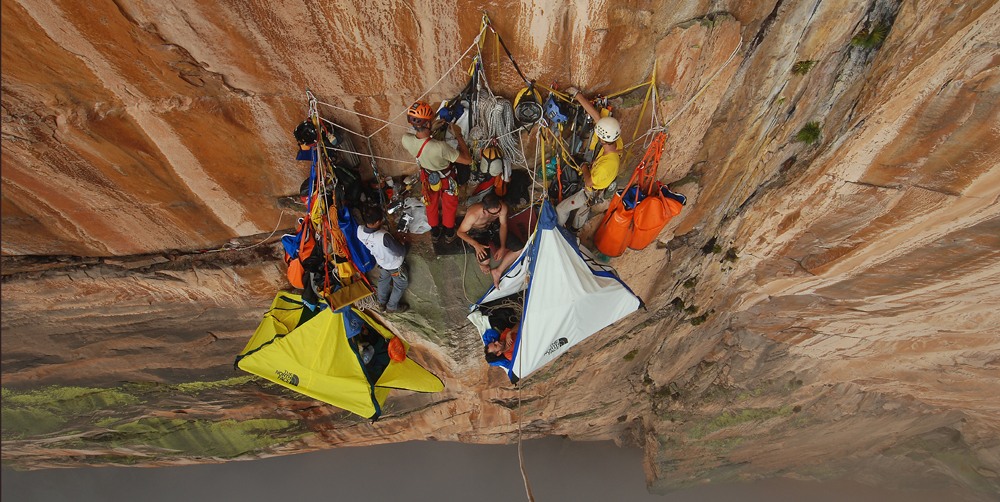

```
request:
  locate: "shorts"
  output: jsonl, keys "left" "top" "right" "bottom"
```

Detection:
{"left": 468, "top": 222, "right": 500, "bottom": 262}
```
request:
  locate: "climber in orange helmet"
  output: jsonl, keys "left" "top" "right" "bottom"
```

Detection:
{"left": 401, "top": 101, "right": 472, "bottom": 244}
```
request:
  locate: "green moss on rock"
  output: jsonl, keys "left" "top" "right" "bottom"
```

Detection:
{"left": 689, "top": 406, "right": 794, "bottom": 439}
{"left": 2, "top": 386, "right": 141, "bottom": 439}
{"left": 175, "top": 376, "right": 255, "bottom": 393}
{"left": 107, "top": 417, "right": 302, "bottom": 458}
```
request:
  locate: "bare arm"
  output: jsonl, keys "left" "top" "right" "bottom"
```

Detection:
{"left": 451, "top": 123, "right": 472, "bottom": 165}
{"left": 456, "top": 207, "right": 488, "bottom": 260}
{"left": 581, "top": 163, "right": 594, "bottom": 190}
{"left": 574, "top": 92, "right": 602, "bottom": 123}
{"left": 496, "top": 204, "right": 509, "bottom": 255}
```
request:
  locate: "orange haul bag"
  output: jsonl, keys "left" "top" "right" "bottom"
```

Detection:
{"left": 594, "top": 191, "right": 635, "bottom": 257}
{"left": 629, "top": 188, "right": 684, "bottom": 250}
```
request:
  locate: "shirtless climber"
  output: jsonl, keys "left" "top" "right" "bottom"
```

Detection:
{"left": 456, "top": 192, "right": 517, "bottom": 287}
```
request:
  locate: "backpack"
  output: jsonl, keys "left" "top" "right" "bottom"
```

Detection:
{"left": 547, "top": 162, "right": 582, "bottom": 202}
{"left": 281, "top": 218, "right": 320, "bottom": 289}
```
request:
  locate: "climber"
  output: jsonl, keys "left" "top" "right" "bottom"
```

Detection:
{"left": 356, "top": 205, "right": 409, "bottom": 313}
{"left": 456, "top": 192, "right": 510, "bottom": 276}
{"left": 401, "top": 101, "right": 472, "bottom": 244}
{"left": 483, "top": 322, "right": 519, "bottom": 367}
{"left": 555, "top": 87, "right": 622, "bottom": 231}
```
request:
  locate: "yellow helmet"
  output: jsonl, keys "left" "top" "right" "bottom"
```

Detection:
{"left": 479, "top": 146, "right": 504, "bottom": 176}
{"left": 514, "top": 86, "right": 543, "bottom": 125}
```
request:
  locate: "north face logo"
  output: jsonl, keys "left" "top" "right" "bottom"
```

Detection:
{"left": 276, "top": 369, "right": 300, "bottom": 386}
{"left": 544, "top": 337, "right": 569, "bottom": 356}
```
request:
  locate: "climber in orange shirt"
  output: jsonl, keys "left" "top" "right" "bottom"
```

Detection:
{"left": 483, "top": 323, "right": 519, "bottom": 366}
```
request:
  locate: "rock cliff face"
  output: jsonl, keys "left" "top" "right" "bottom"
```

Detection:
{"left": 2, "top": 0, "right": 998, "bottom": 498}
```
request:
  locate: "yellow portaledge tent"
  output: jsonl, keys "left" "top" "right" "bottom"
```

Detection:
{"left": 235, "top": 293, "right": 444, "bottom": 420}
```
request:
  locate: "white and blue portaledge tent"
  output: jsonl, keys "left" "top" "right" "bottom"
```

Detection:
{"left": 468, "top": 200, "right": 643, "bottom": 383}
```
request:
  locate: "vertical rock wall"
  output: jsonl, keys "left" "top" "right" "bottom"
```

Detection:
{"left": 2, "top": 0, "right": 999, "bottom": 497}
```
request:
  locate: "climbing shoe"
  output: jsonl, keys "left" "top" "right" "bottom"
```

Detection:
{"left": 431, "top": 225, "right": 443, "bottom": 241}
{"left": 443, "top": 226, "right": 457, "bottom": 243}
{"left": 387, "top": 303, "right": 409, "bottom": 314}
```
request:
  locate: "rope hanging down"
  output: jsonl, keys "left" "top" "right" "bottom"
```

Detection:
{"left": 367, "top": 32, "right": 486, "bottom": 138}
{"left": 483, "top": 14, "right": 530, "bottom": 86}
{"left": 303, "top": 24, "right": 494, "bottom": 168}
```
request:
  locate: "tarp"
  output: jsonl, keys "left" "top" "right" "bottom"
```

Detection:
{"left": 469, "top": 200, "right": 642, "bottom": 383}
{"left": 338, "top": 205, "right": 375, "bottom": 273}
{"left": 236, "top": 293, "right": 443, "bottom": 420}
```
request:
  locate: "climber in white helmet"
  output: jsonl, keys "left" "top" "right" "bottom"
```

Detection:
{"left": 557, "top": 86, "right": 622, "bottom": 231}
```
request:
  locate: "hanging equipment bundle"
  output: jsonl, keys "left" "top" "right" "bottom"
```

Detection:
{"left": 593, "top": 132, "right": 686, "bottom": 256}
{"left": 287, "top": 107, "right": 377, "bottom": 311}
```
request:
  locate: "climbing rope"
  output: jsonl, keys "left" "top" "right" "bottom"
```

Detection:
{"left": 314, "top": 100, "right": 406, "bottom": 133}
{"left": 481, "top": 94, "right": 526, "bottom": 167}
{"left": 201, "top": 209, "right": 288, "bottom": 254}
{"left": 663, "top": 36, "right": 744, "bottom": 129}
{"left": 367, "top": 33, "right": 486, "bottom": 139}
{"left": 517, "top": 397, "right": 535, "bottom": 502}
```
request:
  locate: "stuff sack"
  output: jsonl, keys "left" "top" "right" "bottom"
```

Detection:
{"left": 282, "top": 218, "right": 319, "bottom": 289}
{"left": 593, "top": 190, "right": 635, "bottom": 257}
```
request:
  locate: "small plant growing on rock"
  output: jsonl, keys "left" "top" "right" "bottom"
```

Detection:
{"left": 702, "top": 237, "right": 722, "bottom": 254}
{"left": 723, "top": 248, "right": 739, "bottom": 262}
{"left": 683, "top": 277, "right": 698, "bottom": 289}
{"left": 791, "top": 60, "right": 817, "bottom": 75}
{"left": 851, "top": 23, "right": 888, "bottom": 49}
{"left": 795, "top": 122, "right": 821, "bottom": 145}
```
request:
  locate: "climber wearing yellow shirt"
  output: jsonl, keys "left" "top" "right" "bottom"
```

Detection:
{"left": 556, "top": 86, "right": 622, "bottom": 230}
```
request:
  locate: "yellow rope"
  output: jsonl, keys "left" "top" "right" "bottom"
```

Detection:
{"left": 540, "top": 126, "right": 583, "bottom": 173}
{"left": 534, "top": 82, "right": 572, "bottom": 102}
{"left": 604, "top": 79, "right": 653, "bottom": 99}
{"left": 622, "top": 68, "right": 656, "bottom": 169}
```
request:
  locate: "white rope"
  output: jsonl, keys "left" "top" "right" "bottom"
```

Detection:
{"left": 473, "top": 91, "right": 527, "bottom": 167}
{"left": 515, "top": 127, "right": 539, "bottom": 502}
{"left": 322, "top": 144, "right": 417, "bottom": 165}
{"left": 662, "top": 36, "right": 744, "bottom": 128}
{"left": 202, "top": 209, "right": 288, "bottom": 254}
{"left": 618, "top": 39, "right": 742, "bottom": 157}
{"left": 516, "top": 393, "right": 535, "bottom": 502}
{"left": 307, "top": 92, "right": 319, "bottom": 119}
{"left": 317, "top": 114, "right": 375, "bottom": 139}
{"left": 355, "top": 293, "right": 378, "bottom": 311}
{"left": 490, "top": 98, "right": 526, "bottom": 166}
{"left": 469, "top": 91, "right": 493, "bottom": 142}
{"left": 368, "top": 34, "right": 484, "bottom": 139}
{"left": 314, "top": 101, "right": 405, "bottom": 134}
{"left": 475, "top": 44, "right": 496, "bottom": 96}
{"left": 466, "top": 49, "right": 528, "bottom": 167}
